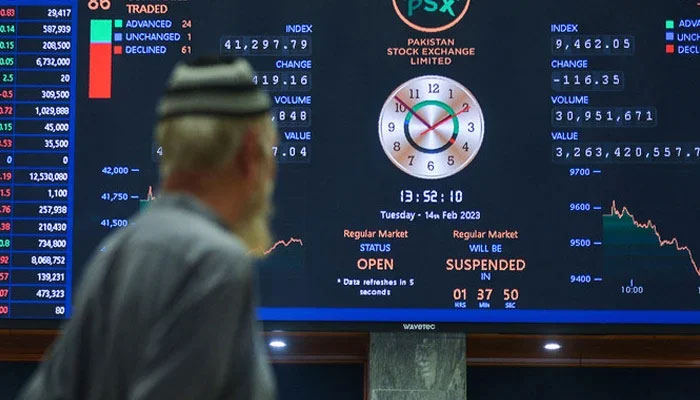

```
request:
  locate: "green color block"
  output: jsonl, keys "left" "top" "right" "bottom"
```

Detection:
{"left": 665, "top": 20, "right": 674, "bottom": 29}
{"left": 90, "top": 19, "right": 112, "bottom": 43}
{"left": 139, "top": 200, "right": 152, "bottom": 211}
{"left": 114, "top": 19, "right": 123, "bottom": 28}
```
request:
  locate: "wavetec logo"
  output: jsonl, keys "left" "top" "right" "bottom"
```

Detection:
{"left": 393, "top": 0, "right": 471, "bottom": 33}
{"left": 402, "top": 323, "right": 438, "bottom": 331}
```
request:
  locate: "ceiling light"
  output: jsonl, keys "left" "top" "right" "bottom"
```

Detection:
{"left": 269, "top": 340, "right": 287, "bottom": 349}
{"left": 544, "top": 343, "right": 562, "bottom": 351}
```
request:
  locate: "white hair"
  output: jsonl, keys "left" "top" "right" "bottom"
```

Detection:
{"left": 155, "top": 114, "right": 271, "bottom": 179}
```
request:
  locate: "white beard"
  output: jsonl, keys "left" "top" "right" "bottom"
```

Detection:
{"left": 233, "top": 178, "right": 274, "bottom": 257}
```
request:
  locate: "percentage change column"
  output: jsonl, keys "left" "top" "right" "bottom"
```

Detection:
{"left": 0, "top": 1, "right": 77, "bottom": 319}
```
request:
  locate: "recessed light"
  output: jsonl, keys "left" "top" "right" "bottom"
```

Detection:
{"left": 544, "top": 343, "right": 562, "bottom": 351}
{"left": 269, "top": 340, "right": 287, "bottom": 349}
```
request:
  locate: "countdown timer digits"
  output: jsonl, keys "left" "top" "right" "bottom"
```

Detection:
{"left": 378, "top": 75, "right": 485, "bottom": 179}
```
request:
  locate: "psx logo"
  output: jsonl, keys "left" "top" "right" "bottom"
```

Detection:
{"left": 408, "top": 0, "right": 458, "bottom": 17}
{"left": 393, "top": 0, "right": 471, "bottom": 33}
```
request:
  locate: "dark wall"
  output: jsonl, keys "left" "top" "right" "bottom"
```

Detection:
{"left": 0, "top": 363, "right": 37, "bottom": 399}
{"left": 273, "top": 363, "right": 364, "bottom": 400}
{"left": 468, "top": 367, "right": 699, "bottom": 400}
{"left": 2, "top": 363, "right": 699, "bottom": 400}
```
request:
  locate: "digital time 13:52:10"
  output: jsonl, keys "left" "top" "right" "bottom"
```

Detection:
{"left": 400, "top": 189, "right": 464, "bottom": 203}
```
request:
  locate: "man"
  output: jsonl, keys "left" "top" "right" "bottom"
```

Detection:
{"left": 19, "top": 57, "right": 278, "bottom": 400}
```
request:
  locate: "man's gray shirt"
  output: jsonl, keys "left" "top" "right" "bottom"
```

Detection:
{"left": 18, "top": 194, "right": 276, "bottom": 400}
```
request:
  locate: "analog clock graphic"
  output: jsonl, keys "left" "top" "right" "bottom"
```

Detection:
{"left": 378, "top": 75, "right": 485, "bottom": 179}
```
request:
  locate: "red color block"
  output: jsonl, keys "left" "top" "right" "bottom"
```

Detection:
{"left": 113, "top": 45, "right": 122, "bottom": 55}
{"left": 666, "top": 44, "right": 675, "bottom": 54}
{"left": 89, "top": 43, "right": 112, "bottom": 99}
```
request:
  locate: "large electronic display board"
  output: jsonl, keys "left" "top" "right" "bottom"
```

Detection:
{"left": 0, "top": 0, "right": 698, "bottom": 330}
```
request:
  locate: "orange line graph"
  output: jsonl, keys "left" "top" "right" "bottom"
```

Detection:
{"left": 144, "top": 186, "right": 156, "bottom": 201}
{"left": 606, "top": 201, "right": 700, "bottom": 277}
{"left": 264, "top": 237, "right": 304, "bottom": 255}
{"left": 138, "top": 186, "right": 156, "bottom": 210}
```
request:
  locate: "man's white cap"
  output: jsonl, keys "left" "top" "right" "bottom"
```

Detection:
{"left": 157, "top": 57, "right": 272, "bottom": 120}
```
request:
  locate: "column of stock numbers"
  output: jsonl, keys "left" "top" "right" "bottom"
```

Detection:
{"left": 221, "top": 33, "right": 313, "bottom": 164}
{"left": 0, "top": 1, "right": 76, "bottom": 319}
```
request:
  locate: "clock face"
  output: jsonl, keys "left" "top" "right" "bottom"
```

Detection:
{"left": 378, "top": 75, "right": 485, "bottom": 180}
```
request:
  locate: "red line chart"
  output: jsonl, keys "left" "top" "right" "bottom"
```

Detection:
{"left": 606, "top": 201, "right": 700, "bottom": 277}
{"left": 264, "top": 237, "right": 304, "bottom": 255}
{"left": 138, "top": 186, "right": 156, "bottom": 210}
{"left": 144, "top": 186, "right": 155, "bottom": 201}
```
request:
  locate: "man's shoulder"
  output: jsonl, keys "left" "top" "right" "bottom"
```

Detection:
{"left": 144, "top": 205, "right": 241, "bottom": 244}
{"left": 87, "top": 206, "right": 251, "bottom": 309}
{"left": 115, "top": 204, "right": 250, "bottom": 275}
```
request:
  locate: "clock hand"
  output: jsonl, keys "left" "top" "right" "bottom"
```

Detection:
{"left": 418, "top": 104, "right": 471, "bottom": 137}
{"left": 394, "top": 95, "right": 431, "bottom": 129}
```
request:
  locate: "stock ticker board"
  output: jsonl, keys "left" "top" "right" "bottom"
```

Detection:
{"left": 0, "top": 0, "right": 698, "bottom": 327}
